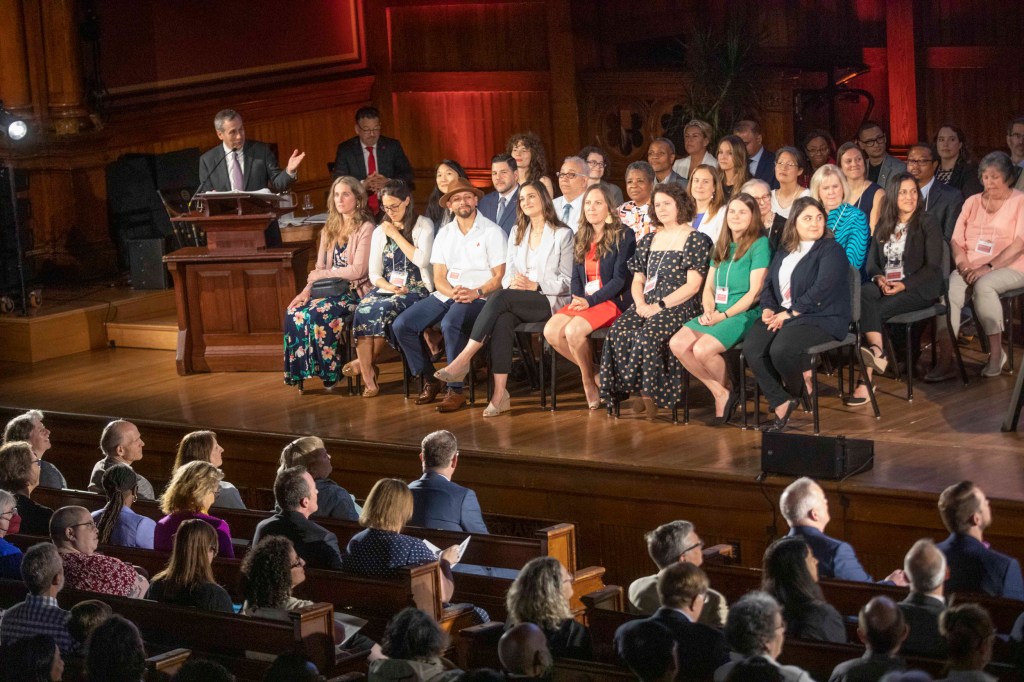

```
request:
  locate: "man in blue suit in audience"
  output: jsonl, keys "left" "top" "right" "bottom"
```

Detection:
{"left": 408, "top": 430, "right": 489, "bottom": 534}
{"left": 936, "top": 481, "right": 1024, "bottom": 600}
{"left": 734, "top": 120, "right": 778, "bottom": 189}
{"left": 478, "top": 153, "right": 519, "bottom": 236}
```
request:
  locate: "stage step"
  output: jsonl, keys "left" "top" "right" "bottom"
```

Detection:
{"left": 106, "top": 314, "right": 178, "bottom": 351}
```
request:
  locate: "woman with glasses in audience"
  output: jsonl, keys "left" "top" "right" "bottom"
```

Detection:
{"left": 618, "top": 161, "right": 656, "bottom": 240}
{"left": 172, "top": 430, "right": 244, "bottom": 509}
{"left": 600, "top": 183, "right": 713, "bottom": 420}
{"left": 92, "top": 464, "right": 156, "bottom": 549}
{"left": 745, "top": 198, "right": 851, "bottom": 433}
{"left": 742, "top": 179, "right": 787, "bottom": 253}
{"left": 507, "top": 556, "right": 591, "bottom": 660}
{"left": 771, "top": 147, "right": 810, "bottom": 221}
{"left": 425, "top": 159, "right": 469, "bottom": 230}
{"left": 838, "top": 142, "right": 885, "bottom": 234}
{"left": 3, "top": 410, "right": 65, "bottom": 489}
{"left": 154, "top": 460, "right": 235, "bottom": 559}
{"left": 689, "top": 164, "right": 726, "bottom": 242}
{"left": 507, "top": 131, "right": 554, "bottom": 198}
{"left": 545, "top": 184, "right": 636, "bottom": 409}
{"left": 762, "top": 536, "right": 845, "bottom": 643}
{"left": 716, "top": 135, "right": 751, "bottom": 201}
{"left": 284, "top": 176, "right": 374, "bottom": 392}
{"left": 0, "top": 488, "right": 23, "bottom": 579}
{"left": 435, "top": 180, "right": 573, "bottom": 417}
{"left": 672, "top": 119, "right": 718, "bottom": 182}
{"left": 579, "top": 145, "right": 623, "bottom": 207}
{"left": 671, "top": 193, "right": 770, "bottom": 425}
{"left": 148, "top": 518, "right": 233, "bottom": 613}
{"left": 348, "top": 180, "right": 434, "bottom": 397}
{"left": 934, "top": 123, "right": 982, "bottom": 197}
{"left": 0, "top": 440, "right": 51, "bottom": 535}
{"left": 803, "top": 129, "right": 836, "bottom": 175}
{"left": 810, "top": 164, "right": 871, "bottom": 271}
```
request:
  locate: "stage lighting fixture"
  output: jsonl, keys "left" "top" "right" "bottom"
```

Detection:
{"left": 0, "top": 102, "right": 27, "bottom": 141}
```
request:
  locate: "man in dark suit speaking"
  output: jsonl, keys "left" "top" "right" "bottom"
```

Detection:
{"left": 332, "top": 106, "right": 414, "bottom": 216}
{"left": 408, "top": 430, "right": 488, "bottom": 534}
{"left": 198, "top": 108, "right": 306, "bottom": 246}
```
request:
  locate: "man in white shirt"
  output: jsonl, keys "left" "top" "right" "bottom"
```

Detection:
{"left": 552, "top": 156, "right": 589, "bottom": 232}
{"left": 392, "top": 178, "right": 506, "bottom": 413}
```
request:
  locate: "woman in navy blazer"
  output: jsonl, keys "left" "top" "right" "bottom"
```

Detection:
{"left": 744, "top": 197, "right": 851, "bottom": 431}
{"left": 544, "top": 185, "right": 636, "bottom": 409}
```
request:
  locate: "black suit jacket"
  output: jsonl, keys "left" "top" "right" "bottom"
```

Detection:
{"left": 408, "top": 471, "right": 489, "bottom": 534}
{"left": 199, "top": 140, "right": 294, "bottom": 193}
{"left": 752, "top": 148, "right": 779, "bottom": 189}
{"left": 479, "top": 188, "right": 519, "bottom": 235}
{"left": 924, "top": 181, "right": 965, "bottom": 242}
{"left": 252, "top": 510, "right": 343, "bottom": 570}
{"left": 762, "top": 239, "right": 852, "bottom": 340}
{"left": 865, "top": 213, "right": 944, "bottom": 302}
{"left": 332, "top": 135, "right": 414, "bottom": 188}
{"left": 570, "top": 229, "right": 636, "bottom": 311}
{"left": 898, "top": 592, "right": 947, "bottom": 659}
{"left": 648, "top": 608, "right": 729, "bottom": 680}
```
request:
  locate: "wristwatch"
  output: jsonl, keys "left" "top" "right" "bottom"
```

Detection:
{"left": 657, "top": 299, "right": 667, "bottom": 310}
{"left": 476, "top": 288, "right": 484, "bottom": 298}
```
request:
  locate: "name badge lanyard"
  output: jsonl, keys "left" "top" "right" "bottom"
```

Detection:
{"left": 644, "top": 250, "right": 670, "bottom": 295}
{"left": 714, "top": 254, "right": 735, "bottom": 305}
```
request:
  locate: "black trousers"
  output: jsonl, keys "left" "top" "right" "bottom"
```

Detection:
{"left": 469, "top": 289, "right": 551, "bottom": 374}
{"left": 744, "top": 319, "right": 834, "bottom": 410}
{"left": 860, "top": 283, "right": 934, "bottom": 335}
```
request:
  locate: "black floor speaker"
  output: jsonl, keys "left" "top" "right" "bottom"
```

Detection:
{"left": 127, "top": 238, "right": 170, "bottom": 290}
{"left": 761, "top": 432, "right": 874, "bottom": 480}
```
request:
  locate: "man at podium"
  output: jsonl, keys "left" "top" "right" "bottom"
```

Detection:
{"left": 198, "top": 108, "right": 306, "bottom": 246}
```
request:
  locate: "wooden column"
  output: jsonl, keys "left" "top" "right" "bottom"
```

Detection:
{"left": 546, "top": 0, "right": 580, "bottom": 158}
{"left": 885, "top": 0, "right": 918, "bottom": 149}
{"left": 0, "top": 0, "right": 33, "bottom": 119}
{"left": 39, "top": 0, "right": 90, "bottom": 135}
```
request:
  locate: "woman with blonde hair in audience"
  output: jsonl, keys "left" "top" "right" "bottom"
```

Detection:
{"left": 770, "top": 146, "right": 810, "bottom": 220}
{"left": 148, "top": 518, "right": 232, "bottom": 613}
{"left": 672, "top": 119, "right": 718, "bottom": 181}
{"left": 0, "top": 488, "right": 23, "bottom": 579}
{"left": 716, "top": 135, "right": 751, "bottom": 201}
{"left": 689, "top": 164, "right": 726, "bottom": 242}
{"left": 618, "top": 161, "right": 656, "bottom": 239}
{"left": 0, "top": 440, "right": 52, "bottom": 535}
{"left": 507, "top": 556, "right": 591, "bottom": 660}
{"left": 742, "top": 179, "right": 788, "bottom": 253}
{"left": 284, "top": 175, "right": 374, "bottom": 392}
{"left": 934, "top": 122, "right": 982, "bottom": 196}
{"left": 544, "top": 184, "right": 637, "bottom": 409}
{"left": 762, "top": 536, "right": 845, "bottom": 643}
{"left": 349, "top": 179, "right": 434, "bottom": 397}
{"left": 153, "top": 460, "right": 234, "bottom": 558}
{"left": 803, "top": 129, "right": 836, "bottom": 175}
{"left": 425, "top": 159, "right": 468, "bottom": 230}
{"left": 3, "top": 410, "right": 65, "bottom": 489}
{"left": 838, "top": 142, "right": 886, "bottom": 234}
{"left": 600, "top": 183, "right": 713, "bottom": 419}
{"left": 172, "top": 430, "right": 244, "bottom": 509}
{"left": 92, "top": 464, "right": 156, "bottom": 549}
{"left": 810, "top": 163, "right": 870, "bottom": 271}
{"left": 934, "top": 151, "right": 1024, "bottom": 380}
{"left": 671, "top": 193, "right": 771, "bottom": 425}
{"left": 279, "top": 436, "right": 358, "bottom": 521}
{"left": 434, "top": 180, "right": 574, "bottom": 417}
{"left": 507, "top": 131, "right": 554, "bottom": 197}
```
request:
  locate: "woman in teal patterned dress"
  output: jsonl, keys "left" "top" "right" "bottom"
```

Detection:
{"left": 283, "top": 176, "right": 374, "bottom": 390}
{"left": 671, "top": 193, "right": 771, "bottom": 425}
{"left": 347, "top": 180, "right": 434, "bottom": 397}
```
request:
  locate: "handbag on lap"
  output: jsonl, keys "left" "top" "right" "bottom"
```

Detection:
{"left": 309, "top": 278, "right": 350, "bottom": 298}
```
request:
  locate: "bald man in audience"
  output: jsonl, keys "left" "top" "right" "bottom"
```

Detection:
{"left": 828, "top": 596, "right": 908, "bottom": 681}
{"left": 552, "top": 156, "right": 589, "bottom": 232}
{"left": 898, "top": 539, "right": 948, "bottom": 659}
{"left": 614, "top": 619, "right": 679, "bottom": 682}
{"left": 648, "top": 563, "right": 729, "bottom": 680}
{"left": 88, "top": 420, "right": 155, "bottom": 500}
{"left": 499, "top": 622, "right": 553, "bottom": 679}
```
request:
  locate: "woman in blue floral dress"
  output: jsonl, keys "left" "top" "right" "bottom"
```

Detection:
{"left": 283, "top": 176, "right": 374, "bottom": 390}
{"left": 347, "top": 180, "right": 434, "bottom": 397}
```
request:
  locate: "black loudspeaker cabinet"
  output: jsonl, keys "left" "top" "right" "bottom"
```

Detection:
{"left": 761, "top": 431, "right": 874, "bottom": 480}
{"left": 127, "top": 238, "right": 170, "bottom": 290}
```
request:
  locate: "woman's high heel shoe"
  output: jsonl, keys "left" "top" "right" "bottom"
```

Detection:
{"left": 341, "top": 360, "right": 361, "bottom": 377}
{"left": 710, "top": 391, "right": 739, "bottom": 426}
{"left": 482, "top": 390, "right": 511, "bottom": 417}
{"left": 765, "top": 399, "right": 798, "bottom": 432}
{"left": 434, "top": 365, "right": 469, "bottom": 384}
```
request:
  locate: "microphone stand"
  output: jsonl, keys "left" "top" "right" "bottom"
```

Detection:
{"left": 5, "top": 158, "right": 28, "bottom": 315}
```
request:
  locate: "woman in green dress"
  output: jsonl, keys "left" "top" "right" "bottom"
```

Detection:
{"left": 669, "top": 193, "right": 770, "bottom": 425}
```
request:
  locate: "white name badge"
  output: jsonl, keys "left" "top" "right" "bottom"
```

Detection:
{"left": 448, "top": 268, "right": 463, "bottom": 285}
{"left": 389, "top": 270, "right": 408, "bottom": 287}
{"left": 976, "top": 240, "right": 995, "bottom": 256}
{"left": 885, "top": 267, "right": 904, "bottom": 282}
{"left": 584, "top": 279, "right": 601, "bottom": 295}
{"left": 714, "top": 286, "right": 729, "bottom": 304}
{"left": 643, "top": 275, "right": 658, "bottom": 294}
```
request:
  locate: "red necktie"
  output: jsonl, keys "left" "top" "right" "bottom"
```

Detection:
{"left": 366, "top": 146, "right": 379, "bottom": 213}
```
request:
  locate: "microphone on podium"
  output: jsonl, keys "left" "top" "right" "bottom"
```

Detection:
{"left": 189, "top": 145, "right": 241, "bottom": 212}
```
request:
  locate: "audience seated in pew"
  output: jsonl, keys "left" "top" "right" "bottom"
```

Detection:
{"left": 828, "top": 596, "right": 909, "bottom": 681}
{"left": 3, "top": 410, "right": 66, "bottom": 490}
{"left": 171, "top": 658, "right": 236, "bottom": 682}
{"left": 0, "top": 441, "right": 53, "bottom": 537}
{"left": 172, "top": 430, "right": 246, "bottom": 510}
{"left": 763, "top": 536, "right": 846, "bottom": 643}
{"left": 0, "top": 488, "right": 24, "bottom": 580}
{"left": 498, "top": 622, "right": 553, "bottom": 680}
{"left": 506, "top": 556, "right": 591, "bottom": 661}
{"left": 155, "top": 461, "right": 235, "bottom": 560}
{"left": 938, "top": 604, "right": 996, "bottom": 681}
{"left": 93, "top": 464, "right": 157, "bottom": 550}
{"left": 89, "top": 420, "right": 155, "bottom": 501}
{"left": 647, "top": 563, "right": 730, "bottom": 679}
{"left": 714, "top": 591, "right": 814, "bottom": 682}
{"left": 147, "top": 518, "right": 233, "bottom": 613}
{"left": 52, "top": 505, "right": 149, "bottom": 598}
{"left": 279, "top": 436, "right": 359, "bottom": 522}
{"left": 899, "top": 539, "right": 950, "bottom": 659}
{"left": 368, "top": 607, "right": 462, "bottom": 681}
{"left": 0, "top": 633, "right": 64, "bottom": 682}
{"left": 261, "top": 651, "right": 323, "bottom": 682}
{"left": 0, "top": 544, "right": 74, "bottom": 655}
{"left": 253, "top": 466, "right": 344, "bottom": 570}
{"left": 85, "top": 614, "right": 147, "bottom": 682}
{"left": 613, "top": 619, "right": 679, "bottom": 682}
{"left": 63, "top": 599, "right": 111, "bottom": 679}
{"left": 408, "top": 430, "right": 488, "bottom": 534}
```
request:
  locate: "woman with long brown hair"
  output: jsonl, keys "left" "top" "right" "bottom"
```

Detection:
{"left": 148, "top": 518, "right": 232, "bottom": 613}
{"left": 92, "top": 464, "right": 156, "bottom": 549}
{"left": 172, "top": 430, "right": 244, "bottom": 509}
{"left": 507, "top": 131, "right": 555, "bottom": 197}
{"left": 435, "top": 181, "right": 574, "bottom": 416}
{"left": 716, "top": 135, "right": 751, "bottom": 201}
{"left": 283, "top": 175, "right": 375, "bottom": 391}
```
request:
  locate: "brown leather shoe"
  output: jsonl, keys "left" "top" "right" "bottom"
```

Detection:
{"left": 414, "top": 380, "right": 443, "bottom": 405}
{"left": 436, "top": 389, "right": 467, "bottom": 413}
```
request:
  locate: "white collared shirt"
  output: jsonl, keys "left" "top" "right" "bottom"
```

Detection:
{"left": 553, "top": 193, "right": 584, "bottom": 233}
{"left": 430, "top": 212, "right": 507, "bottom": 301}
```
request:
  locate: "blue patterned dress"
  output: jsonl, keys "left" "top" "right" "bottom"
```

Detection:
{"left": 283, "top": 243, "right": 360, "bottom": 387}
{"left": 352, "top": 237, "right": 428, "bottom": 344}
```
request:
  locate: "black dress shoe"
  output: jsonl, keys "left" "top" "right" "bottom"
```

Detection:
{"left": 765, "top": 399, "right": 798, "bottom": 432}
{"left": 710, "top": 391, "right": 740, "bottom": 426}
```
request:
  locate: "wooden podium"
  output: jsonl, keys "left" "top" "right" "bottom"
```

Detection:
{"left": 164, "top": 192, "right": 313, "bottom": 374}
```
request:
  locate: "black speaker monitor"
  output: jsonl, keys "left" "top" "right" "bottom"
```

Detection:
{"left": 127, "top": 238, "right": 170, "bottom": 290}
{"left": 761, "top": 432, "right": 873, "bottom": 480}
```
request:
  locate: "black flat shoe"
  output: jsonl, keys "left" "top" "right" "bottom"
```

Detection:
{"left": 710, "top": 390, "right": 740, "bottom": 426}
{"left": 765, "top": 399, "right": 798, "bottom": 432}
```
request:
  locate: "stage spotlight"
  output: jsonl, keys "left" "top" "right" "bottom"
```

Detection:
{"left": 0, "top": 102, "right": 27, "bottom": 141}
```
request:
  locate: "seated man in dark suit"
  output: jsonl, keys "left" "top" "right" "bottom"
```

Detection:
{"left": 733, "top": 120, "right": 778, "bottom": 189}
{"left": 828, "top": 596, "right": 908, "bottom": 682}
{"left": 408, "top": 430, "right": 488, "bottom": 534}
{"left": 332, "top": 105, "right": 415, "bottom": 216}
{"left": 936, "top": 481, "right": 1024, "bottom": 600}
{"left": 646, "top": 563, "right": 729, "bottom": 680}
{"left": 252, "top": 466, "right": 342, "bottom": 570}
{"left": 614, "top": 619, "right": 679, "bottom": 682}
{"left": 906, "top": 142, "right": 964, "bottom": 241}
{"left": 478, "top": 153, "right": 520, "bottom": 236}
{"left": 898, "top": 538, "right": 948, "bottom": 659}
{"left": 198, "top": 109, "right": 305, "bottom": 247}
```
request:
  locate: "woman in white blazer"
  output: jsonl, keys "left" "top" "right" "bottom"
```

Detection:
{"left": 435, "top": 181, "right": 573, "bottom": 416}
{"left": 348, "top": 180, "right": 434, "bottom": 397}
